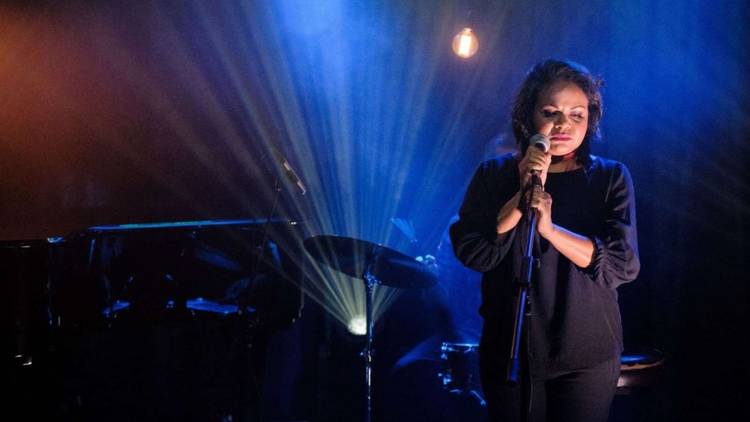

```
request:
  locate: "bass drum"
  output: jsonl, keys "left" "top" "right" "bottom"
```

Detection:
{"left": 438, "top": 342, "right": 485, "bottom": 406}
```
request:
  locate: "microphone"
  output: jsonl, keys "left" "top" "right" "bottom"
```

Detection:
{"left": 271, "top": 147, "right": 307, "bottom": 195}
{"left": 528, "top": 134, "right": 550, "bottom": 188}
{"left": 530, "top": 133, "right": 550, "bottom": 152}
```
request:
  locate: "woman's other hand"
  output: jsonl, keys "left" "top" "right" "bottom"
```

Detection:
{"left": 529, "top": 185, "right": 554, "bottom": 237}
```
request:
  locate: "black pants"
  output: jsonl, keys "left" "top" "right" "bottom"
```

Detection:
{"left": 480, "top": 345, "right": 620, "bottom": 422}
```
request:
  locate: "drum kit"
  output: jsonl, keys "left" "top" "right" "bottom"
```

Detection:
{"left": 4, "top": 222, "right": 660, "bottom": 420}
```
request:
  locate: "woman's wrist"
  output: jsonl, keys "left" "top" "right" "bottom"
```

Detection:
{"left": 538, "top": 222, "right": 556, "bottom": 239}
{"left": 542, "top": 224, "right": 595, "bottom": 268}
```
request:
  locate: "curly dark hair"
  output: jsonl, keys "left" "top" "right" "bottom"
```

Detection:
{"left": 511, "top": 59, "right": 603, "bottom": 163}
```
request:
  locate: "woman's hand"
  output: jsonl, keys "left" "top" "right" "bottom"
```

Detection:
{"left": 518, "top": 146, "right": 551, "bottom": 189}
{"left": 529, "top": 185, "right": 554, "bottom": 238}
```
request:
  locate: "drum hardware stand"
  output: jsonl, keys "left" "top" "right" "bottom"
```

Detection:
{"left": 361, "top": 253, "right": 379, "bottom": 422}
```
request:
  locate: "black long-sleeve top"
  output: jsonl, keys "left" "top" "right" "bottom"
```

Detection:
{"left": 449, "top": 153, "right": 640, "bottom": 372}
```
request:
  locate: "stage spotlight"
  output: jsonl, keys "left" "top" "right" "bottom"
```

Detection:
{"left": 452, "top": 27, "right": 478, "bottom": 59}
{"left": 347, "top": 315, "right": 367, "bottom": 336}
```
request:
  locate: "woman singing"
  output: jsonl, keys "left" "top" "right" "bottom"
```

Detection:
{"left": 450, "top": 59, "right": 640, "bottom": 422}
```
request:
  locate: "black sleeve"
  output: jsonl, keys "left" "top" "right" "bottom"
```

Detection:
{"left": 449, "top": 162, "right": 517, "bottom": 273}
{"left": 586, "top": 162, "right": 640, "bottom": 289}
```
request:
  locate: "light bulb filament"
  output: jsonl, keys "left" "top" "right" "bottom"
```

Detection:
{"left": 458, "top": 33, "right": 473, "bottom": 57}
{"left": 452, "top": 27, "right": 478, "bottom": 59}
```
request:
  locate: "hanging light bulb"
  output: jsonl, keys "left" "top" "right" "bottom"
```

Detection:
{"left": 452, "top": 27, "right": 479, "bottom": 59}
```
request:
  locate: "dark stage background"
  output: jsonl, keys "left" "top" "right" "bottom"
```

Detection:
{"left": 2, "top": 1, "right": 749, "bottom": 421}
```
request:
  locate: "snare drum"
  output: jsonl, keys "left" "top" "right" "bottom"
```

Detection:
{"left": 439, "top": 342, "right": 481, "bottom": 395}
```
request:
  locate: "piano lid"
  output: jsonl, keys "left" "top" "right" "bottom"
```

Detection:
{"left": 81, "top": 218, "right": 300, "bottom": 234}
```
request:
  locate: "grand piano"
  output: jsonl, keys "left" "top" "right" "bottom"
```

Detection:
{"left": 3, "top": 218, "right": 305, "bottom": 421}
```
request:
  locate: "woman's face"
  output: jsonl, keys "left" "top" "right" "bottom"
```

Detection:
{"left": 533, "top": 80, "right": 589, "bottom": 157}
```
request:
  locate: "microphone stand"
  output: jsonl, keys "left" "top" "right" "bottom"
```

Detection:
{"left": 506, "top": 175, "right": 541, "bottom": 385}
{"left": 251, "top": 148, "right": 286, "bottom": 280}
{"left": 253, "top": 146, "right": 308, "bottom": 277}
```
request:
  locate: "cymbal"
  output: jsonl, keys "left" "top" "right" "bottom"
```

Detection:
{"left": 303, "top": 235, "right": 436, "bottom": 289}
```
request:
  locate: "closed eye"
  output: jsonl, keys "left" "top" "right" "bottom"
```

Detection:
{"left": 539, "top": 108, "right": 586, "bottom": 122}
